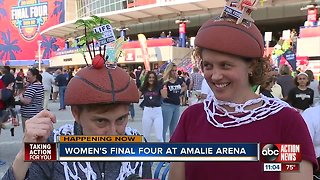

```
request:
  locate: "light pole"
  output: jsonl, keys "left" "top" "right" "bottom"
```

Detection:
{"left": 37, "top": 40, "right": 42, "bottom": 70}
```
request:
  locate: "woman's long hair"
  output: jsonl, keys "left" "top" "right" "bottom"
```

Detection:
{"left": 163, "top": 63, "right": 177, "bottom": 82}
{"left": 140, "top": 71, "right": 158, "bottom": 92}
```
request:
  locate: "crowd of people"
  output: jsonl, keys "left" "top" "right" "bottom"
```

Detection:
{"left": 0, "top": 66, "right": 76, "bottom": 165}
{"left": 0, "top": 52, "right": 319, "bottom": 179}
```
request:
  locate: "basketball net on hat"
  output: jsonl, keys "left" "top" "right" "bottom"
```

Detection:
{"left": 220, "top": 0, "right": 258, "bottom": 25}
{"left": 203, "top": 95, "right": 291, "bottom": 128}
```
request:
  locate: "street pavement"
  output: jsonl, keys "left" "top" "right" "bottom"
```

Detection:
{"left": 0, "top": 100, "right": 187, "bottom": 178}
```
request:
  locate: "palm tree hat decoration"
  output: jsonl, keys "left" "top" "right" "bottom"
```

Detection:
{"left": 75, "top": 16, "right": 126, "bottom": 69}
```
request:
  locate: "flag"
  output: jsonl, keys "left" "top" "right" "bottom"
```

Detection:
{"left": 137, "top": 34, "right": 151, "bottom": 71}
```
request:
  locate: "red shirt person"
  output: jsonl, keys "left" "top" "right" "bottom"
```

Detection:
{"left": 169, "top": 1, "right": 318, "bottom": 179}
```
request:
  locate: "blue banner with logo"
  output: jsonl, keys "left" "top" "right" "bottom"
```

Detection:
{"left": 283, "top": 50, "right": 297, "bottom": 71}
{"left": 58, "top": 143, "right": 259, "bottom": 161}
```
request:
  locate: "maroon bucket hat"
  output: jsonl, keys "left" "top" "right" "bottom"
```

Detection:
{"left": 65, "top": 61, "right": 139, "bottom": 105}
{"left": 195, "top": 18, "right": 264, "bottom": 58}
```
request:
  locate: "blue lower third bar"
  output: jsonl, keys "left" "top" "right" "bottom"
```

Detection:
{"left": 58, "top": 143, "right": 259, "bottom": 162}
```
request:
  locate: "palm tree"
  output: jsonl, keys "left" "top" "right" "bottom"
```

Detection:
{"left": 41, "top": 35, "right": 59, "bottom": 59}
{"left": 52, "top": 0, "right": 65, "bottom": 23}
{"left": 36, "top": 17, "right": 44, "bottom": 32}
{"left": 0, "top": 30, "right": 21, "bottom": 61}
{"left": 75, "top": 15, "right": 110, "bottom": 65}
{"left": 0, "top": 0, "right": 7, "bottom": 18}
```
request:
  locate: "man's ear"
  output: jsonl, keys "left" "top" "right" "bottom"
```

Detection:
{"left": 71, "top": 106, "right": 81, "bottom": 124}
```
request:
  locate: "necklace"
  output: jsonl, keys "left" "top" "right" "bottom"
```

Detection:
{"left": 203, "top": 95, "right": 291, "bottom": 128}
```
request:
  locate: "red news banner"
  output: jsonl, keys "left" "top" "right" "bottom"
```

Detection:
{"left": 25, "top": 143, "right": 57, "bottom": 161}
{"left": 281, "top": 163, "right": 300, "bottom": 172}
{"left": 24, "top": 136, "right": 143, "bottom": 161}
{"left": 261, "top": 144, "right": 301, "bottom": 172}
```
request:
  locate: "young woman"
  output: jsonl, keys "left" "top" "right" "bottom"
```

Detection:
{"left": 287, "top": 72, "right": 314, "bottom": 112}
{"left": 19, "top": 68, "right": 44, "bottom": 132}
{"left": 140, "top": 71, "right": 164, "bottom": 142}
{"left": 3, "top": 58, "right": 151, "bottom": 179}
{"left": 259, "top": 76, "right": 275, "bottom": 98}
{"left": 161, "top": 63, "right": 186, "bottom": 142}
{"left": 169, "top": 9, "right": 317, "bottom": 180}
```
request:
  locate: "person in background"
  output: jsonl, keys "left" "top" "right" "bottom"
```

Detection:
{"left": 259, "top": 76, "right": 275, "bottom": 98}
{"left": 128, "top": 103, "right": 135, "bottom": 121}
{"left": 19, "top": 68, "right": 44, "bottom": 132}
{"left": 52, "top": 69, "right": 60, "bottom": 102}
{"left": 67, "top": 70, "right": 74, "bottom": 83}
{"left": 135, "top": 66, "right": 142, "bottom": 88}
{"left": 63, "top": 69, "right": 69, "bottom": 81}
{"left": 2, "top": 66, "right": 15, "bottom": 93}
{"left": 0, "top": 74, "right": 15, "bottom": 166}
{"left": 189, "top": 66, "right": 204, "bottom": 105}
{"left": 177, "top": 70, "right": 185, "bottom": 106}
{"left": 129, "top": 70, "right": 136, "bottom": 80}
{"left": 2, "top": 59, "right": 152, "bottom": 180}
{"left": 182, "top": 72, "right": 190, "bottom": 106}
{"left": 169, "top": 3, "right": 317, "bottom": 179}
{"left": 139, "top": 71, "right": 164, "bottom": 142}
{"left": 41, "top": 68, "right": 55, "bottom": 111}
{"left": 10, "top": 69, "right": 15, "bottom": 76}
{"left": 161, "top": 63, "right": 186, "bottom": 142}
{"left": 277, "top": 64, "right": 295, "bottom": 101}
{"left": 55, "top": 69, "right": 68, "bottom": 110}
{"left": 160, "top": 31, "right": 166, "bottom": 38}
{"left": 305, "top": 70, "right": 320, "bottom": 106}
{"left": 287, "top": 72, "right": 314, "bottom": 112}
{"left": 167, "top": 31, "right": 172, "bottom": 38}
{"left": 270, "top": 67, "right": 284, "bottom": 99}
{"left": 17, "top": 69, "right": 25, "bottom": 79}
{"left": 15, "top": 69, "right": 25, "bottom": 96}
{"left": 302, "top": 105, "right": 320, "bottom": 179}
{"left": 1, "top": 71, "right": 16, "bottom": 137}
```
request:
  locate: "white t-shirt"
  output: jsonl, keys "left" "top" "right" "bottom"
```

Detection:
{"left": 271, "top": 83, "right": 283, "bottom": 99}
{"left": 309, "top": 80, "right": 320, "bottom": 105}
{"left": 201, "top": 79, "right": 214, "bottom": 99}
{"left": 41, "top": 72, "right": 55, "bottom": 91}
{"left": 302, "top": 105, "right": 320, "bottom": 157}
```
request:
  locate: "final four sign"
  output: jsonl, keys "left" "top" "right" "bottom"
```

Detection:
{"left": 11, "top": 0, "right": 48, "bottom": 41}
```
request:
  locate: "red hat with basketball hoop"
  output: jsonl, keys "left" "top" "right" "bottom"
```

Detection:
{"left": 65, "top": 54, "right": 139, "bottom": 105}
{"left": 195, "top": 0, "right": 264, "bottom": 58}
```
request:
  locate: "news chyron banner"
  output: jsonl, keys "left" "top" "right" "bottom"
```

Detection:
{"left": 24, "top": 137, "right": 301, "bottom": 173}
{"left": 260, "top": 144, "right": 302, "bottom": 172}
{"left": 25, "top": 136, "right": 259, "bottom": 162}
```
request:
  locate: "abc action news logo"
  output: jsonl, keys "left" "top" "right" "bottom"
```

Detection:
{"left": 261, "top": 144, "right": 302, "bottom": 162}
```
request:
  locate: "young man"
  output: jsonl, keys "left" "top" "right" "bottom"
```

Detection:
{"left": 3, "top": 62, "right": 152, "bottom": 179}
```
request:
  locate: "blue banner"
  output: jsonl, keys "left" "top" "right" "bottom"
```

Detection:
{"left": 58, "top": 143, "right": 259, "bottom": 161}
{"left": 283, "top": 50, "right": 297, "bottom": 71}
